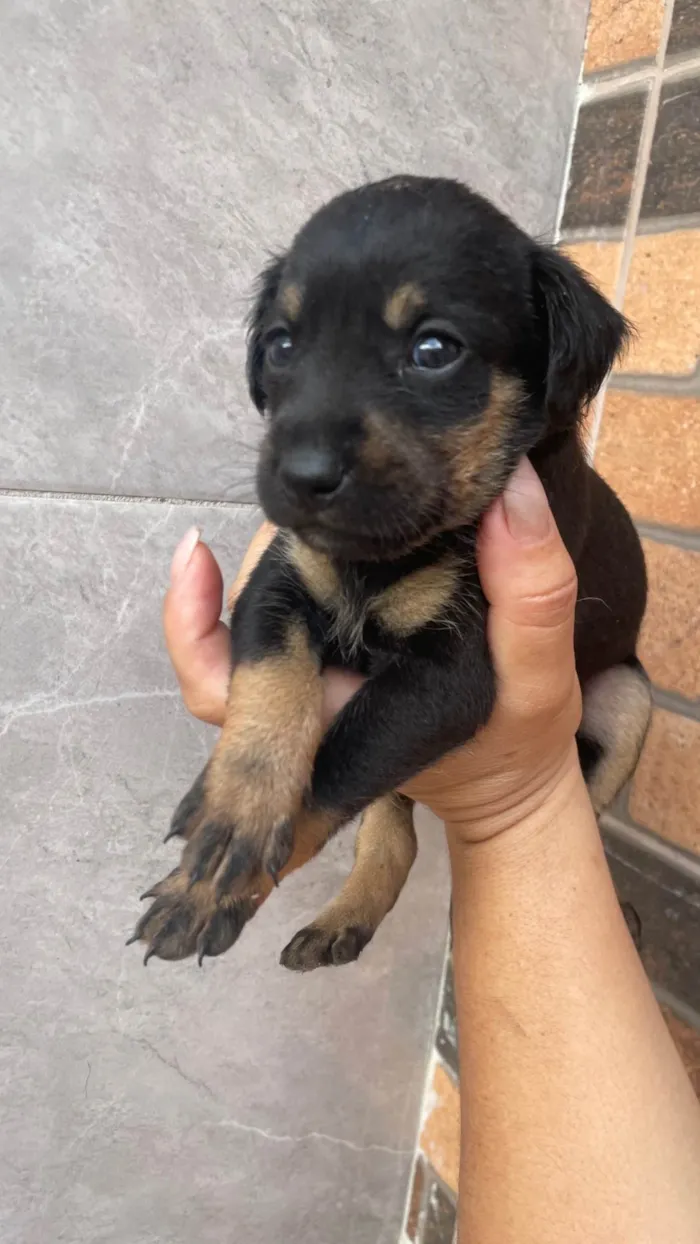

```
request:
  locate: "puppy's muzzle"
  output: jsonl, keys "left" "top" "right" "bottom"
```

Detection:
{"left": 278, "top": 445, "right": 348, "bottom": 506}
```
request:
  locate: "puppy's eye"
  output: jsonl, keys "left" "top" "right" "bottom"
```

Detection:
{"left": 410, "top": 333, "right": 463, "bottom": 372}
{"left": 264, "top": 330, "right": 294, "bottom": 369}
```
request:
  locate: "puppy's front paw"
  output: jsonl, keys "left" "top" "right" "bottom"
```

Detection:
{"left": 181, "top": 812, "right": 295, "bottom": 897}
{"left": 127, "top": 867, "right": 259, "bottom": 965}
{"left": 167, "top": 766, "right": 297, "bottom": 894}
{"left": 280, "top": 922, "right": 373, "bottom": 972}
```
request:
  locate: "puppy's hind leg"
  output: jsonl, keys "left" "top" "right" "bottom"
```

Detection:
{"left": 280, "top": 793, "right": 417, "bottom": 972}
{"left": 577, "top": 658, "right": 652, "bottom": 816}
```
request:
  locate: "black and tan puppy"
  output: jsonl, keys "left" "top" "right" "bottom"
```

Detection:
{"left": 130, "top": 176, "right": 651, "bottom": 970}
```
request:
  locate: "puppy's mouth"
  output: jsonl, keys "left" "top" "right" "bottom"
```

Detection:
{"left": 258, "top": 475, "right": 445, "bottom": 560}
{"left": 294, "top": 515, "right": 441, "bottom": 562}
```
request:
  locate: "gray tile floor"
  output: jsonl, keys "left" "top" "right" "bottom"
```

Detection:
{"left": 0, "top": 2, "right": 586, "bottom": 1239}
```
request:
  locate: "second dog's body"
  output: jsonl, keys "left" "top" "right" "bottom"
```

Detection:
{"left": 131, "top": 177, "right": 651, "bottom": 969}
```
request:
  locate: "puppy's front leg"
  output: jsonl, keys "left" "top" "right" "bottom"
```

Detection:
{"left": 132, "top": 547, "right": 325, "bottom": 962}
{"left": 311, "top": 634, "right": 496, "bottom": 822}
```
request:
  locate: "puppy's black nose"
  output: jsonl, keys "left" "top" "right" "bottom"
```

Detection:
{"left": 279, "top": 447, "right": 346, "bottom": 502}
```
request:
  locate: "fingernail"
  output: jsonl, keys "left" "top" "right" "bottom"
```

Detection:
{"left": 501, "top": 458, "right": 552, "bottom": 544}
{"left": 170, "top": 526, "right": 201, "bottom": 584}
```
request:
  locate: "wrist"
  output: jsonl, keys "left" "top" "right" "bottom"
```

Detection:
{"left": 444, "top": 749, "right": 593, "bottom": 864}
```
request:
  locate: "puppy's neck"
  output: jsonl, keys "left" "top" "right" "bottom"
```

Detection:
{"left": 285, "top": 526, "right": 477, "bottom": 603}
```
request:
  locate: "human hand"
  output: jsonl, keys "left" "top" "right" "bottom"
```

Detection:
{"left": 163, "top": 457, "right": 582, "bottom": 845}
{"left": 163, "top": 520, "right": 363, "bottom": 730}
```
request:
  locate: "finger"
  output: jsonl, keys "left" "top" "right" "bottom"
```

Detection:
{"left": 227, "top": 521, "right": 277, "bottom": 612}
{"left": 321, "top": 669, "right": 365, "bottom": 729}
{"left": 163, "top": 528, "right": 231, "bottom": 726}
{"left": 477, "top": 458, "right": 579, "bottom": 717}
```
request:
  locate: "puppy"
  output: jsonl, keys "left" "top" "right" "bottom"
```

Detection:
{"left": 130, "top": 176, "right": 651, "bottom": 971}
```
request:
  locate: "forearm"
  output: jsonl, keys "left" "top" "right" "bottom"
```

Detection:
{"left": 448, "top": 763, "right": 700, "bottom": 1244}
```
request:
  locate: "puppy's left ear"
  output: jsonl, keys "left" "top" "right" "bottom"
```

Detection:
{"left": 532, "top": 245, "right": 631, "bottom": 427}
{"left": 246, "top": 255, "right": 285, "bottom": 412}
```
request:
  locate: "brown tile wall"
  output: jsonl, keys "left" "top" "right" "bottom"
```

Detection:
{"left": 562, "top": 0, "right": 700, "bottom": 1076}
{"left": 630, "top": 709, "right": 700, "bottom": 849}
{"left": 584, "top": 0, "right": 665, "bottom": 74}
{"left": 595, "top": 392, "right": 700, "bottom": 528}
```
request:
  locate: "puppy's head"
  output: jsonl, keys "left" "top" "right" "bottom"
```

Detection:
{"left": 248, "top": 176, "right": 628, "bottom": 561}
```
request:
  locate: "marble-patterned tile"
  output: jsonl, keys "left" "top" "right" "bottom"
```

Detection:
{"left": 641, "top": 77, "right": 700, "bottom": 220}
{"left": 605, "top": 829, "right": 700, "bottom": 1014}
{"left": 0, "top": 495, "right": 450, "bottom": 1244}
{"left": 0, "top": 0, "right": 586, "bottom": 500}
{"left": 667, "top": 0, "right": 700, "bottom": 57}
{"left": 561, "top": 90, "right": 648, "bottom": 232}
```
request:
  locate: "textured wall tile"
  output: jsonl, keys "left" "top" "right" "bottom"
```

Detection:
{"left": 561, "top": 240, "right": 622, "bottom": 300}
{"left": 621, "top": 231, "right": 700, "bottom": 374}
{"left": 641, "top": 78, "right": 700, "bottom": 220}
{"left": 0, "top": 496, "right": 451, "bottom": 1244}
{"left": 419, "top": 1063, "right": 460, "bottom": 1194}
{"left": 0, "top": 0, "right": 587, "bottom": 501}
{"left": 664, "top": 1010, "right": 700, "bottom": 1097}
{"left": 595, "top": 391, "right": 700, "bottom": 528}
{"left": 630, "top": 710, "right": 700, "bottom": 851}
{"left": 584, "top": 0, "right": 664, "bottom": 73}
{"left": 667, "top": 0, "right": 700, "bottom": 57}
{"left": 638, "top": 541, "right": 700, "bottom": 700}
{"left": 561, "top": 92, "right": 647, "bottom": 231}
{"left": 605, "top": 830, "right": 700, "bottom": 1010}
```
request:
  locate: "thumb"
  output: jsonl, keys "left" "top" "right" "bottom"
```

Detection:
{"left": 477, "top": 457, "right": 580, "bottom": 721}
{"left": 163, "top": 527, "right": 231, "bottom": 726}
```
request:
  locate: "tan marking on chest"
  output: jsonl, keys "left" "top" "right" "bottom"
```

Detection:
{"left": 371, "top": 557, "right": 459, "bottom": 637}
{"left": 383, "top": 282, "right": 426, "bottom": 331}
{"left": 287, "top": 536, "right": 341, "bottom": 608}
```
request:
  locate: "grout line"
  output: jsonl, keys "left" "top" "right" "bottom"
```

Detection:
{"left": 637, "top": 211, "right": 700, "bottom": 234}
{"left": 0, "top": 486, "right": 258, "bottom": 510}
{"left": 636, "top": 519, "right": 700, "bottom": 551}
{"left": 588, "top": 0, "right": 677, "bottom": 460}
{"left": 560, "top": 224, "right": 627, "bottom": 243}
{"left": 602, "top": 811, "right": 700, "bottom": 884}
{"left": 580, "top": 69, "right": 655, "bottom": 102}
{"left": 581, "top": 48, "right": 700, "bottom": 98}
{"left": 561, "top": 213, "right": 700, "bottom": 247}
{"left": 651, "top": 684, "right": 700, "bottom": 723}
{"left": 663, "top": 50, "right": 700, "bottom": 80}
{"left": 654, "top": 984, "right": 700, "bottom": 1031}
{"left": 608, "top": 365, "right": 700, "bottom": 394}
{"left": 553, "top": 79, "right": 583, "bottom": 238}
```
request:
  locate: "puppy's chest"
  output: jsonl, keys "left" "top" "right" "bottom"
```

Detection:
{"left": 289, "top": 539, "right": 471, "bottom": 673}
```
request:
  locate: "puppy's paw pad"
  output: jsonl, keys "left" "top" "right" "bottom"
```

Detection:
{"left": 280, "top": 923, "right": 373, "bottom": 972}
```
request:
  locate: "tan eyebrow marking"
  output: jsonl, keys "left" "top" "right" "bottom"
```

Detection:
{"left": 383, "top": 282, "right": 426, "bottom": 331}
{"left": 279, "top": 283, "right": 303, "bottom": 321}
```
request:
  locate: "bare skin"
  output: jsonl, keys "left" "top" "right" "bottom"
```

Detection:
{"left": 164, "top": 459, "right": 700, "bottom": 1242}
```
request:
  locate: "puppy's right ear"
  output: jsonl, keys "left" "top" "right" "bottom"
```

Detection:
{"left": 532, "top": 244, "right": 631, "bottom": 428}
{"left": 246, "top": 256, "right": 285, "bottom": 412}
